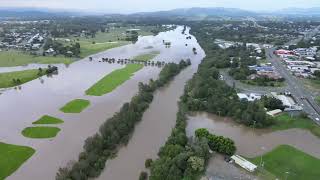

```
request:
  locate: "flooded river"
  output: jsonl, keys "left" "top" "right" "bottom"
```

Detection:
{"left": 96, "top": 27, "right": 205, "bottom": 180}
{"left": 2, "top": 26, "right": 203, "bottom": 180}
{"left": 186, "top": 112, "right": 320, "bottom": 158}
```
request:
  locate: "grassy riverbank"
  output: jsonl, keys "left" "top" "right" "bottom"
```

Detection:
{"left": 0, "top": 142, "right": 35, "bottom": 179}
{"left": 86, "top": 64, "right": 143, "bottom": 96}
{"left": 0, "top": 51, "right": 74, "bottom": 67}
{"left": 32, "top": 115, "right": 64, "bottom": 125}
{"left": 271, "top": 113, "right": 320, "bottom": 138}
{"left": 0, "top": 69, "right": 48, "bottom": 88}
{"left": 60, "top": 99, "right": 90, "bottom": 113}
{"left": 133, "top": 51, "right": 160, "bottom": 61}
{"left": 22, "top": 127, "right": 61, "bottom": 139}
{"left": 249, "top": 145, "right": 320, "bottom": 180}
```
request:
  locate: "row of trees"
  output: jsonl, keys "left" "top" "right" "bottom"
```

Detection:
{"left": 148, "top": 101, "right": 211, "bottom": 180}
{"left": 195, "top": 128, "right": 236, "bottom": 156}
{"left": 56, "top": 60, "right": 190, "bottom": 180}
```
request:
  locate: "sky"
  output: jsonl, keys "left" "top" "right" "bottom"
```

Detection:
{"left": 1, "top": 0, "right": 320, "bottom": 13}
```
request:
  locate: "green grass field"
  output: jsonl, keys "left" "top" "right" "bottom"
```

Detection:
{"left": 0, "top": 69, "right": 47, "bottom": 88}
{"left": 60, "top": 99, "right": 90, "bottom": 113}
{"left": 22, "top": 127, "right": 61, "bottom": 139}
{"left": 32, "top": 115, "right": 64, "bottom": 125}
{"left": 79, "top": 41, "right": 129, "bottom": 58}
{"left": 271, "top": 113, "right": 320, "bottom": 138}
{"left": 0, "top": 142, "right": 35, "bottom": 180}
{"left": 249, "top": 145, "right": 320, "bottom": 180}
{"left": 70, "top": 26, "right": 155, "bottom": 43}
{"left": 316, "top": 96, "right": 320, "bottom": 106}
{"left": 133, "top": 51, "right": 160, "bottom": 61}
{"left": 0, "top": 51, "right": 74, "bottom": 67}
{"left": 86, "top": 64, "right": 143, "bottom": 96}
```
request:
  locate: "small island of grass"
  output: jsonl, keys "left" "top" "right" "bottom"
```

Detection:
{"left": 249, "top": 145, "right": 320, "bottom": 180}
{"left": 22, "top": 127, "right": 61, "bottom": 139}
{"left": 0, "top": 142, "right": 35, "bottom": 179}
{"left": 32, "top": 115, "right": 64, "bottom": 125}
{"left": 132, "top": 51, "right": 160, "bottom": 61}
{"left": 86, "top": 64, "right": 143, "bottom": 96}
{"left": 60, "top": 99, "right": 90, "bottom": 113}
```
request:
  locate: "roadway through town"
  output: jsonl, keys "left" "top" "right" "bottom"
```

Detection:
{"left": 267, "top": 49, "right": 320, "bottom": 124}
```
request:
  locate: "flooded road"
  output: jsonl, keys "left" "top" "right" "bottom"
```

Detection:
{"left": 97, "top": 28, "right": 205, "bottom": 180}
{"left": 1, "top": 26, "right": 200, "bottom": 180}
{"left": 186, "top": 112, "right": 320, "bottom": 158}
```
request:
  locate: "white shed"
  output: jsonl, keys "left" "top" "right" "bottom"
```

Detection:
{"left": 231, "top": 155, "right": 257, "bottom": 172}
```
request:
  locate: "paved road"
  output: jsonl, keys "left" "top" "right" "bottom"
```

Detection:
{"left": 266, "top": 49, "right": 320, "bottom": 124}
{"left": 220, "top": 69, "right": 286, "bottom": 94}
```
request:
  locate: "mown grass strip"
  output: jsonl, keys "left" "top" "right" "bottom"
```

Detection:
{"left": 60, "top": 99, "right": 90, "bottom": 113}
{"left": 32, "top": 115, "right": 64, "bottom": 125}
{"left": 0, "top": 69, "right": 47, "bottom": 88}
{"left": 85, "top": 64, "right": 143, "bottom": 96}
{"left": 132, "top": 51, "right": 160, "bottom": 62}
{"left": 0, "top": 142, "right": 35, "bottom": 180}
{"left": 22, "top": 127, "right": 61, "bottom": 139}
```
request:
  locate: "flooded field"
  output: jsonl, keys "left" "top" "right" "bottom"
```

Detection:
{"left": 186, "top": 112, "right": 320, "bottom": 158}
{"left": 1, "top": 26, "right": 201, "bottom": 180}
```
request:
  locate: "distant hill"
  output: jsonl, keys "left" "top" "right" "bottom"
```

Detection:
{"left": 275, "top": 7, "right": 320, "bottom": 16}
{"left": 0, "top": 8, "right": 84, "bottom": 19}
{"left": 134, "top": 7, "right": 257, "bottom": 18}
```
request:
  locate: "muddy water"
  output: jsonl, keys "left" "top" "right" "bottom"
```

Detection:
{"left": 186, "top": 112, "right": 320, "bottom": 158}
{"left": 2, "top": 26, "right": 198, "bottom": 180}
{"left": 97, "top": 28, "right": 205, "bottom": 180}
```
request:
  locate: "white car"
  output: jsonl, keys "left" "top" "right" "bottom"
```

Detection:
{"left": 316, "top": 118, "right": 320, "bottom": 121}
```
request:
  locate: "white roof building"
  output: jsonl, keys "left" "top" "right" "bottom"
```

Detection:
{"left": 237, "top": 93, "right": 262, "bottom": 102}
{"left": 267, "top": 109, "right": 283, "bottom": 117}
{"left": 231, "top": 155, "right": 257, "bottom": 172}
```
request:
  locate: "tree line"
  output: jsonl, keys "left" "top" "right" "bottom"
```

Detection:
{"left": 183, "top": 26, "right": 273, "bottom": 128}
{"left": 56, "top": 60, "right": 190, "bottom": 180}
{"left": 195, "top": 128, "right": 236, "bottom": 155}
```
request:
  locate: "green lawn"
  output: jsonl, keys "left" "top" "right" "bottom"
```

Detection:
{"left": 32, "top": 115, "right": 64, "bottom": 125}
{"left": 86, "top": 64, "right": 143, "bottom": 96}
{"left": 302, "top": 79, "right": 320, "bottom": 94}
{"left": 0, "top": 69, "right": 47, "bottom": 88}
{"left": 133, "top": 51, "right": 160, "bottom": 61}
{"left": 60, "top": 99, "right": 90, "bottom": 113}
{"left": 70, "top": 26, "right": 155, "bottom": 43}
{"left": 271, "top": 113, "right": 320, "bottom": 138}
{"left": 248, "top": 145, "right": 320, "bottom": 180}
{"left": 0, "top": 142, "right": 35, "bottom": 180}
{"left": 316, "top": 96, "right": 320, "bottom": 106}
{"left": 79, "top": 41, "right": 129, "bottom": 58}
{"left": 22, "top": 127, "right": 61, "bottom": 139}
{"left": 0, "top": 50, "right": 74, "bottom": 67}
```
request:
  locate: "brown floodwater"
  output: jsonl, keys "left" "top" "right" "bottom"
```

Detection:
{"left": 2, "top": 26, "right": 204, "bottom": 180}
{"left": 96, "top": 27, "right": 205, "bottom": 180}
{"left": 186, "top": 112, "right": 320, "bottom": 158}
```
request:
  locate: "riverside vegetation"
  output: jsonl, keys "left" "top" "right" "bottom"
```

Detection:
{"left": 56, "top": 59, "right": 191, "bottom": 180}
